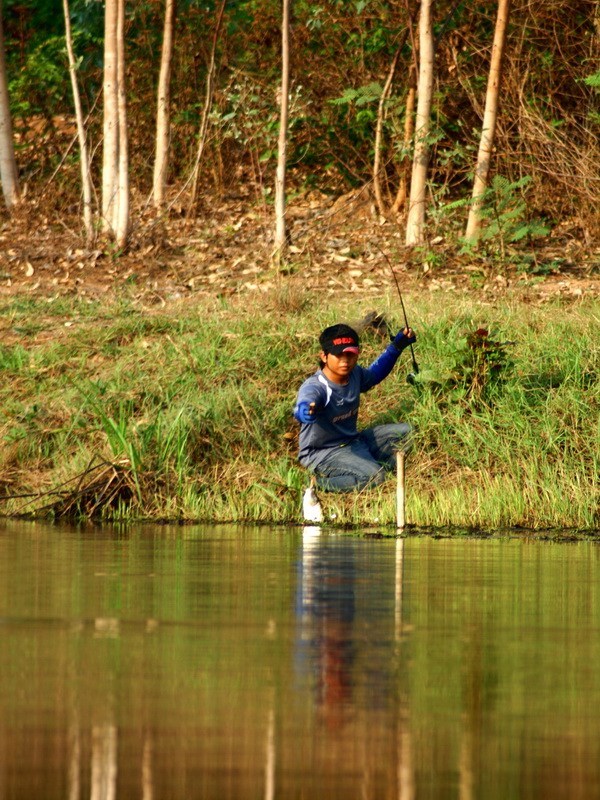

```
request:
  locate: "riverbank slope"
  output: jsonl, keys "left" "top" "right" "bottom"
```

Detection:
{"left": 0, "top": 281, "right": 597, "bottom": 531}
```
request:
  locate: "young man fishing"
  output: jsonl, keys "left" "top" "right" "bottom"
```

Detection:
{"left": 293, "top": 322, "right": 416, "bottom": 493}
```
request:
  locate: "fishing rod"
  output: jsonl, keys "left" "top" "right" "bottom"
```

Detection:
{"left": 377, "top": 247, "right": 420, "bottom": 385}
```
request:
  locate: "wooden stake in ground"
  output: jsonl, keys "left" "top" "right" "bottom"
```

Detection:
{"left": 396, "top": 450, "right": 406, "bottom": 529}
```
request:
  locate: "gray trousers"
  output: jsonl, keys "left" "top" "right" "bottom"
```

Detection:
{"left": 311, "top": 423, "right": 412, "bottom": 493}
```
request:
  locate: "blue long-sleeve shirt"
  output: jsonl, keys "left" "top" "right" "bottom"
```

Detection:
{"left": 294, "top": 344, "right": 401, "bottom": 466}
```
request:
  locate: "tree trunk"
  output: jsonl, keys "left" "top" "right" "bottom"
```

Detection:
{"left": 273, "top": 0, "right": 291, "bottom": 264}
{"left": 189, "top": 0, "right": 227, "bottom": 212}
{"left": 405, "top": 0, "right": 434, "bottom": 246}
{"left": 392, "top": 68, "right": 416, "bottom": 215}
{"left": 62, "top": 0, "right": 94, "bottom": 243}
{"left": 373, "top": 4, "right": 416, "bottom": 219}
{"left": 373, "top": 43, "right": 403, "bottom": 218}
{"left": 153, "top": 0, "right": 176, "bottom": 210}
{"left": 465, "top": 0, "right": 511, "bottom": 243}
{"left": 102, "top": 0, "right": 119, "bottom": 234}
{"left": 115, "top": 0, "right": 129, "bottom": 249}
{"left": 0, "top": 1, "right": 20, "bottom": 210}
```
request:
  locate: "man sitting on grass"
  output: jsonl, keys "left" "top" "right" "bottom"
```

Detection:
{"left": 293, "top": 322, "right": 416, "bottom": 492}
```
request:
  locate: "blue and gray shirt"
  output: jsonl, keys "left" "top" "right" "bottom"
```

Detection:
{"left": 294, "top": 343, "right": 402, "bottom": 467}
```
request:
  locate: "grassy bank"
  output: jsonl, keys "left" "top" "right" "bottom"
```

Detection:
{"left": 0, "top": 287, "right": 598, "bottom": 531}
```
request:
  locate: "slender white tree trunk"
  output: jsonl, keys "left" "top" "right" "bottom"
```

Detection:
{"left": 0, "top": 1, "right": 20, "bottom": 210}
{"left": 374, "top": 8, "right": 415, "bottom": 218}
{"left": 102, "top": 0, "right": 119, "bottom": 233}
{"left": 392, "top": 72, "right": 416, "bottom": 214}
{"left": 373, "top": 43, "right": 403, "bottom": 218}
{"left": 465, "top": 0, "right": 511, "bottom": 242}
{"left": 273, "top": 0, "right": 291, "bottom": 264}
{"left": 63, "top": 0, "right": 94, "bottom": 243}
{"left": 405, "top": 0, "right": 434, "bottom": 246}
{"left": 189, "top": 0, "right": 226, "bottom": 211}
{"left": 152, "top": 0, "right": 176, "bottom": 209}
{"left": 115, "top": 0, "right": 129, "bottom": 249}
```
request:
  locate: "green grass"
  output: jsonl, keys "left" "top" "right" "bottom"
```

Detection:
{"left": 0, "top": 290, "right": 598, "bottom": 531}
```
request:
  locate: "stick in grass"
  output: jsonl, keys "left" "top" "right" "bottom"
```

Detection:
{"left": 396, "top": 450, "right": 405, "bottom": 530}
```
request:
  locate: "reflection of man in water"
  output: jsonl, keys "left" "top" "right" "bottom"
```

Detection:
{"left": 295, "top": 529, "right": 356, "bottom": 729}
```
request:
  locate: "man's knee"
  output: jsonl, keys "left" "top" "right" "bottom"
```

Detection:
{"left": 387, "top": 423, "right": 413, "bottom": 455}
{"left": 361, "top": 465, "right": 387, "bottom": 489}
{"left": 396, "top": 423, "right": 413, "bottom": 451}
{"left": 316, "top": 461, "right": 385, "bottom": 493}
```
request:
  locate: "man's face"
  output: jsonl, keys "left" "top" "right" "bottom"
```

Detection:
{"left": 320, "top": 350, "right": 359, "bottom": 384}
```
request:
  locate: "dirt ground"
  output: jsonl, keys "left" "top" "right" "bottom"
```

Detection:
{"left": 0, "top": 189, "right": 598, "bottom": 308}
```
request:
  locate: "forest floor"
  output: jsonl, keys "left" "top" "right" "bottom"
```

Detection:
{"left": 0, "top": 187, "right": 599, "bottom": 313}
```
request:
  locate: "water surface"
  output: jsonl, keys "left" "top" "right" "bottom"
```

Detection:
{"left": 1, "top": 519, "right": 599, "bottom": 799}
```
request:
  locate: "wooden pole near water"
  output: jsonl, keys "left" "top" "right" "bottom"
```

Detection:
{"left": 396, "top": 450, "right": 406, "bottom": 529}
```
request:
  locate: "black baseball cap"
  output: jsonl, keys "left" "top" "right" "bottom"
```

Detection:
{"left": 319, "top": 324, "right": 360, "bottom": 355}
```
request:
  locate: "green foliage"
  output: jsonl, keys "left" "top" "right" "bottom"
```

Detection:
{"left": 3, "top": 0, "right": 103, "bottom": 126}
{"left": 210, "top": 78, "right": 311, "bottom": 168}
{"left": 477, "top": 176, "right": 550, "bottom": 248}
{"left": 584, "top": 69, "right": 600, "bottom": 125}
{"left": 5, "top": 0, "right": 66, "bottom": 38}
{"left": 330, "top": 82, "right": 382, "bottom": 108}
{"left": 422, "top": 328, "right": 516, "bottom": 408}
{"left": 322, "top": 82, "right": 387, "bottom": 181}
{"left": 8, "top": 36, "right": 69, "bottom": 117}
{"left": 442, "top": 175, "right": 550, "bottom": 257}
{"left": 583, "top": 70, "right": 600, "bottom": 89}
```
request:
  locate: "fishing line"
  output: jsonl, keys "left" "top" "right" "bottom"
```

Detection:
{"left": 376, "top": 246, "right": 420, "bottom": 383}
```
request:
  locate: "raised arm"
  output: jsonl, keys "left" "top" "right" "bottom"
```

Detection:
{"left": 363, "top": 328, "right": 416, "bottom": 388}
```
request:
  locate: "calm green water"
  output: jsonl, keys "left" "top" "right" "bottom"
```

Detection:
{"left": 1, "top": 519, "right": 600, "bottom": 799}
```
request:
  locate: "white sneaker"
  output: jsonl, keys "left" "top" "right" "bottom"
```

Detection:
{"left": 302, "top": 483, "right": 323, "bottom": 523}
